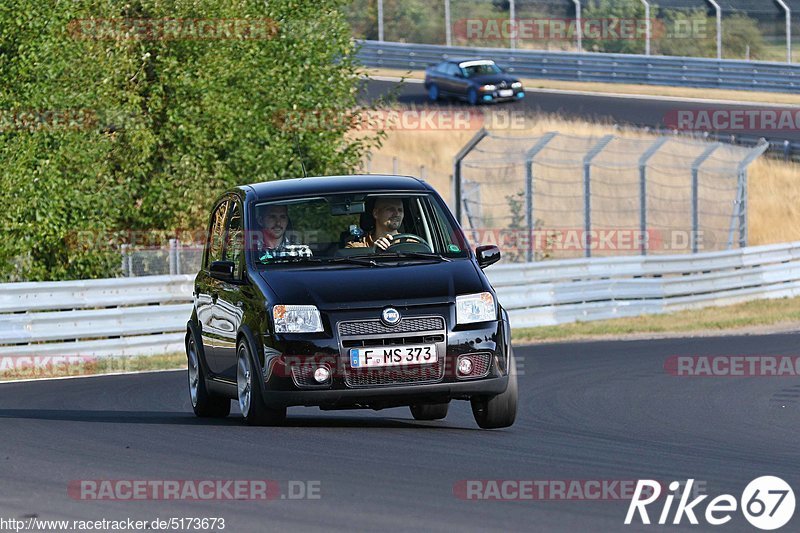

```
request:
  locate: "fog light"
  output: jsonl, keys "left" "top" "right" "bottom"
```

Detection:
{"left": 457, "top": 358, "right": 473, "bottom": 376}
{"left": 483, "top": 95, "right": 493, "bottom": 101}
{"left": 313, "top": 366, "right": 330, "bottom": 383}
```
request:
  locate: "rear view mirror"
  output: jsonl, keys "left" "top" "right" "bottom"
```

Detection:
{"left": 330, "top": 197, "right": 365, "bottom": 216}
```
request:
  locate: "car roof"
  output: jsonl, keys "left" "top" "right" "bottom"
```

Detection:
{"left": 442, "top": 58, "right": 495, "bottom": 65}
{"left": 241, "top": 174, "right": 432, "bottom": 201}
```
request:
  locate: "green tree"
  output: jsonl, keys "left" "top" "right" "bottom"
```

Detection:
{"left": 0, "top": 0, "right": 381, "bottom": 281}
{"left": 581, "top": 0, "right": 654, "bottom": 55}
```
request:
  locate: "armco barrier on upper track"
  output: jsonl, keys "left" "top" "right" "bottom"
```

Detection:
{"left": 356, "top": 40, "right": 800, "bottom": 94}
{"left": 2, "top": 242, "right": 800, "bottom": 357}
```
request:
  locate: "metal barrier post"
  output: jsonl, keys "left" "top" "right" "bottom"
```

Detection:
{"left": 731, "top": 139, "right": 770, "bottom": 248}
{"left": 638, "top": 137, "right": 669, "bottom": 255}
{"left": 445, "top": 0, "right": 452, "bottom": 46}
{"left": 169, "top": 239, "right": 177, "bottom": 276}
{"left": 583, "top": 135, "right": 614, "bottom": 257}
{"left": 524, "top": 132, "right": 558, "bottom": 262}
{"left": 453, "top": 128, "right": 488, "bottom": 224}
{"left": 776, "top": 0, "right": 792, "bottom": 63}
{"left": 691, "top": 143, "right": 721, "bottom": 253}
{"left": 121, "top": 244, "right": 129, "bottom": 277}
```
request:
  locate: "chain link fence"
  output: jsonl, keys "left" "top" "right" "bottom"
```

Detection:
{"left": 348, "top": 0, "right": 800, "bottom": 62}
{"left": 121, "top": 240, "right": 203, "bottom": 277}
{"left": 454, "top": 130, "right": 767, "bottom": 261}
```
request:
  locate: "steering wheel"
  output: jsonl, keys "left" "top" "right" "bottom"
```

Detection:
{"left": 383, "top": 233, "right": 432, "bottom": 253}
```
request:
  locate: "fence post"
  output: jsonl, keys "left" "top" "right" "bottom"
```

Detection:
{"left": 169, "top": 238, "right": 177, "bottom": 276}
{"left": 730, "top": 139, "right": 769, "bottom": 248}
{"left": 638, "top": 137, "right": 669, "bottom": 255}
{"left": 583, "top": 135, "right": 614, "bottom": 257}
{"left": 392, "top": 156, "right": 398, "bottom": 175}
{"left": 420, "top": 165, "right": 427, "bottom": 181}
{"left": 121, "top": 244, "right": 129, "bottom": 277}
{"left": 444, "top": 0, "right": 452, "bottom": 46}
{"left": 524, "top": 132, "right": 558, "bottom": 262}
{"left": 453, "top": 128, "right": 488, "bottom": 224}
{"left": 691, "top": 143, "right": 721, "bottom": 253}
{"left": 378, "top": 0, "right": 384, "bottom": 42}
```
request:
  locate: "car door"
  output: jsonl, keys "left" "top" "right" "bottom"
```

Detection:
{"left": 196, "top": 198, "right": 230, "bottom": 376}
{"left": 449, "top": 63, "right": 471, "bottom": 97}
{"left": 214, "top": 198, "right": 246, "bottom": 381}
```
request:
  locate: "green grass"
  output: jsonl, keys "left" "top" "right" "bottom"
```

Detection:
{"left": 513, "top": 296, "right": 800, "bottom": 344}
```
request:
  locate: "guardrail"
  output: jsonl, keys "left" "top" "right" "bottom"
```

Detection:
{"left": 356, "top": 40, "right": 800, "bottom": 94}
{"left": 492, "top": 241, "right": 800, "bottom": 327}
{"left": 0, "top": 275, "right": 194, "bottom": 357}
{"left": 3, "top": 241, "right": 800, "bottom": 357}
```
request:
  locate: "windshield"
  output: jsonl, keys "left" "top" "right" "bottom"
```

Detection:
{"left": 248, "top": 193, "right": 469, "bottom": 266}
{"left": 461, "top": 62, "right": 502, "bottom": 77}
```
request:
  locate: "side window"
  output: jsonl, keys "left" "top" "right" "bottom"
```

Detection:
{"left": 224, "top": 201, "right": 244, "bottom": 278}
{"left": 205, "top": 200, "right": 229, "bottom": 269}
{"left": 436, "top": 62, "right": 448, "bottom": 74}
{"left": 446, "top": 64, "right": 459, "bottom": 77}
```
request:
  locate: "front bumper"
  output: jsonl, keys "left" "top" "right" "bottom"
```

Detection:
{"left": 479, "top": 89, "right": 525, "bottom": 103}
{"left": 258, "top": 311, "right": 511, "bottom": 409}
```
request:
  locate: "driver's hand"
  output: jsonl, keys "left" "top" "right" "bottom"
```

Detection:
{"left": 374, "top": 234, "right": 393, "bottom": 251}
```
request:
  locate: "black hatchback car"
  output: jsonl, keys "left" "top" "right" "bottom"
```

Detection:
{"left": 424, "top": 58, "right": 525, "bottom": 105}
{"left": 186, "top": 175, "right": 517, "bottom": 429}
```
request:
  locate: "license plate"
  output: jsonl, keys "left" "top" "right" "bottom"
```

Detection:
{"left": 350, "top": 344, "right": 437, "bottom": 368}
{"left": 499, "top": 89, "right": 514, "bottom": 97}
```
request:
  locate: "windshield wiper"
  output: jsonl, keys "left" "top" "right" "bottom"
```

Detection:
{"left": 374, "top": 252, "right": 451, "bottom": 262}
{"left": 327, "top": 256, "right": 384, "bottom": 267}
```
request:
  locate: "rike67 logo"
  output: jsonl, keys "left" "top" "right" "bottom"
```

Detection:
{"left": 625, "top": 477, "right": 795, "bottom": 530}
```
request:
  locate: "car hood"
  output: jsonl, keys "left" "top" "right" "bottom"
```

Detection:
{"left": 259, "top": 259, "right": 487, "bottom": 311}
{"left": 469, "top": 74, "right": 519, "bottom": 86}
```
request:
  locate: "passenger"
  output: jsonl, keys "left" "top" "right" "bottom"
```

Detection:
{"left": 255, "top": 204, "right": 311, "bottom": 260}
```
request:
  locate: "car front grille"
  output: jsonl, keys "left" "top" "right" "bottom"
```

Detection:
{"left": 344, "top": 360, "right": 445, "bottom": 388}
{"left": 338, "top": 316, "right": 445, "bottom": 337}
{"left": 339, "top": 315, "right": 447, "bottom": 388}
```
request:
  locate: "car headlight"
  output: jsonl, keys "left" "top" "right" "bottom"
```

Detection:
{"left": 512, "top": 82, "right": 523, "bottom": 89}
{"left": 456, "top": 292, "right": 496, "bottom": 324}
{"left": 480, "top": 84, "right": 497, "bottom": 92}
{"left": 273, "top": 304, "right": 324, "bottom": 333}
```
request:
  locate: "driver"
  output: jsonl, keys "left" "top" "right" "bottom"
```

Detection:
{"left": 346, "top": 197, "right": 405, "bottom": 251}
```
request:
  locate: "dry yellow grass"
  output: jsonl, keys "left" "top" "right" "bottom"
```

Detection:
{"left": 362, "top": 113, "right": 800, "bottom": 247}
{"left": 363, "top": 67, "right": 800, "bottom": 106}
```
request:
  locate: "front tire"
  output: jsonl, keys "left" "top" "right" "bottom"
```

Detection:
{"left": 237, "top": 341, "right": 286, "bottom": 426}
{"left": 428, "top": 83, "right": 440, "bottom": 102}
{"left": 186, "top": 331, "right": 230, "bottom": 418}
{"left": 410, "top": 402, "right": 449, "bottom": 421}
{"left": 467, "top": 87, "right": 479, "bottom": 106}
{"left": 471, "top": 350, "right": 517, "bottom": 429}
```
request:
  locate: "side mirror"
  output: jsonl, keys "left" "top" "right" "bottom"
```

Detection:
{"left": 454, "top": 71, "right": 463, "bottom": 78}
{"left": 209, "top": 260, "right": 235, "bottom": 281}
{"left": 476, "top": 245, "right": 501, "bottom": 269}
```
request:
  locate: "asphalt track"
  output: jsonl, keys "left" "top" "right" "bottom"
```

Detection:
{"left": 1, "top": 333, "right": 799, "bottom": 532}
{"left": 363, "top": 78, "right": 800, "bottom": 143}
